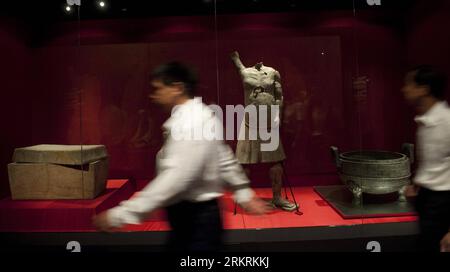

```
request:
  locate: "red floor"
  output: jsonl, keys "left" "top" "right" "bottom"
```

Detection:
{"left": 0, "top": 180, "right": 418, "bottom": 232}
{"left": 0, "top": 179, "right": 134, "bottom": 232}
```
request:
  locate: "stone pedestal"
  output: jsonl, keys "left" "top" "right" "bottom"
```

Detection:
{"left": 8, "top": 145, "right": 109, "bottom": 200}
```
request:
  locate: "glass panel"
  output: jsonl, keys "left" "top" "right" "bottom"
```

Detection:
{"left": 7, "top": 0, "right": 448, "bottom": 252}
{"left": 80, "top": 0, "right": 217, "bottom": 233}
{"left": 352, "top": 0, "right": 450, "bottom": 252}
{"left": 0, "top": 1, "right": 83, "bottom": 225}
{"left": 215, "top": 0, "right": 364, "bottom": 250}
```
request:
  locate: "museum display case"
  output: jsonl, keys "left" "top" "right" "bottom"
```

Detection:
{"left": 1, "top": 0, "right": 449, "bottom": 252}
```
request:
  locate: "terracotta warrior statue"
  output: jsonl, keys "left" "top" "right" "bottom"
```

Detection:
{"left": 230, "top": 51, "right": 297, "bottom": 211}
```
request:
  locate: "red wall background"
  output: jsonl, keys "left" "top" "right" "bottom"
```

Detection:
{"left": 0, "top": 19, "right": 32, "bottom": 198}
{"left": 1, "top": 2, "right": 449, "bottom": 197}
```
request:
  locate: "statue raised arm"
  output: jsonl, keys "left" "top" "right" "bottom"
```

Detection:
{"left": 230, "top": 51, "right": 246, "bottom": 74}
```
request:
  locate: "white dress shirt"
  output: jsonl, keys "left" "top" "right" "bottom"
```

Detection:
{"left": 414, "top": 101, "right": 450, "bottom": 191}
{"left": 108, "top": 97, "right": 254, "bottom": 228}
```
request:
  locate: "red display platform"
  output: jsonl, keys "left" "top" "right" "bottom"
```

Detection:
{"left": 0, "top": 179, "right": 134, "bottom": 232}
{"left": 0, "top": 180, "right": 418, "bottom": 233}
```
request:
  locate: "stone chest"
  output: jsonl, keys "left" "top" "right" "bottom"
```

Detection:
{"left": 8, "top": 145, "right": 109, "bottom": 200}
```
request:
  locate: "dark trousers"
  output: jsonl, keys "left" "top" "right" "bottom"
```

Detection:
{"left": 165, "top": 199, "right": 223, "bottom": 252}
{"left": 415, "top": 187, "right": 450, "bottom": 252}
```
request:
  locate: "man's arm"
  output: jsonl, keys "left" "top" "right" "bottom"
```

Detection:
{"left": 98, "top": 136, "right": 213, "bottom": 230}
{"left": 444, "top": 120, "right": 450, "bottom": 157}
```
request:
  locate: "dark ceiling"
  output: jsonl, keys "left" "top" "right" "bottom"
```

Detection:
{"left": 2, "top": 0, "right": 431, "bottom": 47}
{"left": 2, "top": 0, "right": 418, "bottom": 23}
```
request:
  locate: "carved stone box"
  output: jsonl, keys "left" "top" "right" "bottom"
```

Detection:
{"left": 8, "top": 145, "right": 109, "bottom": 200}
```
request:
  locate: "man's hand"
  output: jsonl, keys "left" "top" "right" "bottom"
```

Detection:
{"left": 92, "top": 211, "right": 117, "bottom": 233}
{"left": 440, "top": 232, "right": 450, "bottom": 252}
{"left": 404, "top": 184, "right": 419, "bottom": 198}
{"left": 240, "top": 196, "right": 271, "bottom": 215}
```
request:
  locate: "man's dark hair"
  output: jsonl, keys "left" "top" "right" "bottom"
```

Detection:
{"left": 151, "top": 61, "right": 198, "bottom": 97}
{"left": 411, "top": 65, "right": 447, "bottom": 100}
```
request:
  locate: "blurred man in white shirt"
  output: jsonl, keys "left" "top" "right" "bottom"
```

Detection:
{"left": 93, "top": 62, "right": 269, "bottom": 251}
{"left": 401, "top": 65, "right": 450, "bottom": 252}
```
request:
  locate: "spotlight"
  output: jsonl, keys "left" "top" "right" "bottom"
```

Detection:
{"left": 65, "top": 5, "right": 72, "bottom": 12}
{"left": 99, "top": 1, "right": 106, "bottom": 8}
